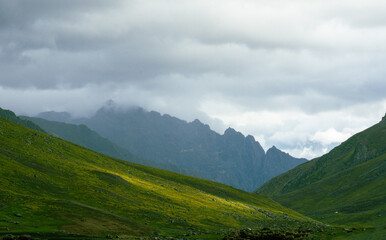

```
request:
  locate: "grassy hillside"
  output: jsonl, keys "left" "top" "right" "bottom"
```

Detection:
{"left": 0, "top": 108, "right": 45, "bottom": 133}
{"left": 21, "top": 116, "right": 207, "bottom": 179}
{"left": 0, "top": 116, "right": 324, "bottom": 239}
{"left": 257, "top": 116, "right": 386, "bottom": 239}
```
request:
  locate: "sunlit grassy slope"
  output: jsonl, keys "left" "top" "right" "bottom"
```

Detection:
{"left": 257, "top": 115, "right": 386, "bottom": 238}
{"left": 0, "top": 116, "right": 320, "bottom": 239}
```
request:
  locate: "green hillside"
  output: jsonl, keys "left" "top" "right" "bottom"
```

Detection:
{"left": 0, "top": 116, "right": 325, "bottom": 239}
{"left": 0, "top": 108, "right": 45, "bottom": 133}
{"left": 257, "top": 115, "right": 386, "bottom": 239}
{"left": 20, "top": 116, "right": 207, "bottom": 178}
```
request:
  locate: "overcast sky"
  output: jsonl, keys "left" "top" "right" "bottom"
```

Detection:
{"left": 1, "top": 0, "right": 385, "bottom": 158}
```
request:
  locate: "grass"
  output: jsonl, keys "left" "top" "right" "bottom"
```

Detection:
{"left": 257, "top": 116, "right": 386, "bottom": 239}
{"left": 0, "top": 116, "right": 325, "bottom": 239}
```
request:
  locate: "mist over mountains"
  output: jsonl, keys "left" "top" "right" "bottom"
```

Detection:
{"left": 1, "top": 1, "right": 385, "bottom": 238}
{"left": 33, "top": 103, "right": 306, "bottom": 191}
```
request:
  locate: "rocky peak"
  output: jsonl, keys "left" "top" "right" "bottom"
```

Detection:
{"left": 246, "top": 135, "right": 255, "bottom": 142}
{"left": 224, "top": 127, "right": 243, "bottom": 137}
{"left": 191, "top": 119, "right": 203, "bottom": 125}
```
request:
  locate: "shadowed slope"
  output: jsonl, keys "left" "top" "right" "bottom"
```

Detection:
{"left": 257, "top": 115, "right": 386, "bottom": 238}
{"left": 0, "top": 108, "right": 45, "bottom": 133}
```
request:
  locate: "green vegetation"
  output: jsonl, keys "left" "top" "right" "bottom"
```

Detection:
{"left": 0, "top": 108, "right": 45, "bottom": 133}
{"left": 257, "top": 115, "right": 386, "bottom": 239}
{"left": 20, "top": 116, "right": 207, "bottom": 178}
{"left": 0, "top": 116, "right": 323, "bottom": 239}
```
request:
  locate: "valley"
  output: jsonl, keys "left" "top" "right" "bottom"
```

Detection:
{"left": 0, "top": 108, "right": 384, "bottom": 239}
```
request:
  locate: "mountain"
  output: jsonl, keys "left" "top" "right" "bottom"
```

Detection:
{"left": 257, "top": 115, "right": 386, "bottom": 238}
{"left": 36, "top": 105, "right": 306, "bottom": 191}
{"left": 0, "top": 108, "right": 45, "bottom": 133}
{"left": 0, "top": 112, "right": 324, "bottom": 239}
{"left": 262, "top": 146, "right": 309, "bottom": 183}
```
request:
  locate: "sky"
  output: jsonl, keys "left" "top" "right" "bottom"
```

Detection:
{"left": 0, "top": 0, "right": 385, "bottom": 159}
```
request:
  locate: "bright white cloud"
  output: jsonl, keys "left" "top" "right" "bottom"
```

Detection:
{"left": 311, "top": 128, "right": 352, "bottom": 146}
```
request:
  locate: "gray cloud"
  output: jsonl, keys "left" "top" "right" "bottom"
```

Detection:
{"left": 1, "top": 0, "right": 385, "bottom": 158}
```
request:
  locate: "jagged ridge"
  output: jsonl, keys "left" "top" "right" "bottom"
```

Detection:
{"left": 35, "top": 106, "right": 306, "bottom": 191}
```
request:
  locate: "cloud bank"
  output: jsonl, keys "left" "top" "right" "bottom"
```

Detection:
{"left": 1, "top": 0, "right": 385, "bottom": 158}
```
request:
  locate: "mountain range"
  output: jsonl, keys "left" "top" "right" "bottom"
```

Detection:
{"left": 31, "top": 104, "right": 306, "bottom": 191}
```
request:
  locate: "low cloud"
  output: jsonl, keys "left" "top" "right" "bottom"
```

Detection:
{"left": 1, "top": 0, "right": 385, "bottom": 158}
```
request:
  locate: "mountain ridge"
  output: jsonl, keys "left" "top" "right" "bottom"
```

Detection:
{"left": 34, "top": 106, "right": 306, "bottom": 191}
{"left": 0, "top": 107, "right": 46, "bottom": 133}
